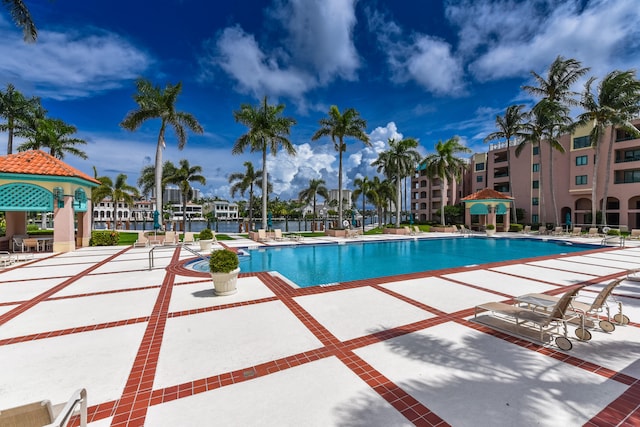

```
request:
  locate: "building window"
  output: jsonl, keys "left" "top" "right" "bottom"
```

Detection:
{"left": 615, "top": 148, "right": 640, "bottom": 163}
{"left": 575, "top": 155, "right": 588, "bottom": 166}
{"left": 573, "top": 135, "right": 590, "bottom": 149}
{"left": 475, "top": 162, "right": 485, "bottom": 171}
{"left": 615, "top": 169, "right": 640, "bottom": 183}
{"left": 532, "top": 197, "right": 539, "bottom": 206}
{"left": 476, "top": 176, "right": 483, "bottom": 182}
{"left": 532, "top": 180, "right": 539, "bottom": 189}
{"left": 575, "top": 175, "right": 588, "bottom": 185}
{"left": 532, "top": 146, "right": 539, "bottom": 155}
{"left": 532, "top": 163, "right": 540, "bottom": 172}
{"left": 532, "top": 214, "right": 539, "bottom": 223}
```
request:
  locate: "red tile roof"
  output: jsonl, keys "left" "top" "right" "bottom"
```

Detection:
{"left": 0, "top": 150, "right": 100, "bottom": 185}
{"left": 461, "top": 188, "right": 513, "bottom": 201}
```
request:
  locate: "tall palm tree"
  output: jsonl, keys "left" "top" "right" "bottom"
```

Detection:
{"left": 228, "top": 161, "right": 267, "bottom": 231}
{"left": 370, "top": 176, "right": 395, "bottom": 227}
{"left": 298, "top": 178, "right": 329, "bottom": 231}
{"left": 0, "top": 84, "right": 39, "bottom": 154}
{"left": 522, "top": 56, "right": 587, "bottom": 226}
{"left": 484, "top": 105, "right": 528, "bottom": 223}
{"left": 233, "top": 96, "right": 296, "bottom": 230}
{"left": 352, "top": 176, "right": 378, "bottom": 233}
{"left": 372, "top": 138, "right": 421, "bottom": 228}
{"left": 93, "top": 174, "right": 140, "bottom": 230}
{"left": 577, "top": 70, "right": 640, "bottom": 226}
{"left": 421, "top": 136, "right": 471, "bottom": 225}
{"left": 17, "top": 117, "right": 88, "bottom": 160}
{"left": 312, "top": 105, "right": 370, "bottom": 227}
{"left": 137, "top": 161, "right": 178, "bottom": 201}
{"left": 164, "top": 159, "right": 206, "bottom": 233}
{"left": 120, "top": 78, "right": 204, "bottom": 217}
{"left": 3, "top": 0, "right": 37, "bottom": 42}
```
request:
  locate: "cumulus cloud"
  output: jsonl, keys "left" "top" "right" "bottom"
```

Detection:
{"left": 454, "top": 0, "right": 640, "bottom": 81}
{"left": 201, "top": 0, "right": 360, "bottom": 103}
{"left": 0, "top": 23, "right": 151, "bottom": 100}
{"left": 366, "top": 8, "right": 466, "bottom": 96}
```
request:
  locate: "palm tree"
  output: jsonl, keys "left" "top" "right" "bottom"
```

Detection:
{"left": 164, "top": 159, "right": 206, "bottom": 233}
{"left": 120, "top": 78, "right": 204, "bottom": 218}
{"left": 577, "top": 70, "right": 640, "bottom": 226}
{"left": 93, "top": 174, "right": 140, "bottom": 230}
{"left": 522, "top": 56, "right": 587, "bottom": 226}
{"left": 228, "top": 161, "right": 261, "bottom": 231}
{"left": 484, "top": 105, "right": 528, "bottom": 223}
{"left": 0, "top": 84, "right": 39, "bottom": 154}
{"left": 3, "top": 0, "right": 37, "bottom": 42}
{"left": 352, "top": 176, "right": 378, "bottom": 233}
{"left": 298, "top": 179, "right": 329, "bottom": 231}
{"left": 371, "top": 138, "right": 421, "bottom": 228}
{"left": 370, "top": 176, "right": 395, "bottom": 227}
{"left": 421, "top": 136, "right": 471, "bottom": 226}
{"left": 232, "top": 96, "right": 296, "bottom": 230}
{"left": 312, "top": 105, "right": 370, "bottom": 227}
{"left": 137, "top": 161, "right": 178, "bottom": 201}
{"left": 17, "top": 117, "right": 88, "bottom": 160}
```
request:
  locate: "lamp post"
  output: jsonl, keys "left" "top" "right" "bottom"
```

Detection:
{"left": 320, "top": 206, "right": 327, "bottom": 232}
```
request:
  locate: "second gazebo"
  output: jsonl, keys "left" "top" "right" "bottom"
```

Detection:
{"left": 461, "top": 188, "right": 513, "bottom": 232}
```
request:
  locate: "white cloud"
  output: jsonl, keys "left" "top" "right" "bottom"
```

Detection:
{"left": 0, "top": 24, "right": 151, "bottom": 100}
{"left": 459, "top": 0, "right": 640, "bottom": 81}
{"left": 366, "top": 8, "right": 466, "bottom": 96}
{"left": 266, "top": 143, "right": 335, "bottom": 196}
{"left": 202, "top": 0, "right": 360, "bottom": 103}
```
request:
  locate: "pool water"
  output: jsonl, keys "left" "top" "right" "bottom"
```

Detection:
{"left": 188, "top": 237, "right": 592, "bottom": 287}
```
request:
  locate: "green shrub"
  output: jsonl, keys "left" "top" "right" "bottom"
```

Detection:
{"left": 209, "top": 249, "right": 239, "bottom": 273}
{"left": 198, "top": 228, "right": 214, "bottom": 240}
{"left": 509, "top": 224, "right": 523, "bottom": 232}
{"left": 485, "top": 224, "right": 495, "bottom": 230}
{"left": 607, "top": 228, "right": 620, "bottom": 236}
{"left": 90, "top": 230, "right": 119, "bottom": 246}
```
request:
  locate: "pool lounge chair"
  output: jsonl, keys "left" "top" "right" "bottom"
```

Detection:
{"left": 163, "top": 231, "right": 178, "bottom": 245}
{"left": 628, "top": 229, "right": 640, "bottom": 240}
{"left": 522, "top": 225, "right": 532, "bottom": 234}
{"left": 474, "top": 286, "right": 587, "bottom": 351}
{"left": 347, "top": 228, "right": 361, "bottom": 238}
{"left": 552, "top": 226, "right": 565, "bottom": 236}
{"left": 0, "top": 251, "right": 16, "bottom": 267}
{"left": 0, "top": 388, "right": 87, "bottom": 427}
{"left": 182, "top": 232, "right": 196, "bottom": 245}
{"left": 587, "top": 227, "right": 602, "bottom": 238}
{"left": 570, "top": 227, "right": 582, "bottom": 237}
{"left": 516, "top": 278, "right": 629, "bottom": 333}
{"left": 273, "top": 229, "right": 285, "bottom": 241}
{"left": 257, "top": 229, "right": 270, "bottom": 242}
{"left": 414, "top": 225, "right": 424, "bottom": 235}
{"left": 133, "top": 234, "right": 149, "bottom": 248}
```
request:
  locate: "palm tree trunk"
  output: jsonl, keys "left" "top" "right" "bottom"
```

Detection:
{"left": 248, "top": 185, "right": 253, "bottom": 232}
{"left": 395, "top": 177, "right": 402, "bottom": 227}
{"left": 362, "top": 196, "right": 366, "bottom": 234}
{"left": 601, "top": 127, "right": 616, "bottom": 225}
{"left": 7, "top": 118, "right": 14, "bottom": 154}
{"left": 506, "top": 140, "right": 517, "bottom": 223}
{"left": 312, "top": 195, "right": 316, "bottom": 231}
{"left": 441, "top": 178, "right": 447, "bottom": 226}
{"left": 549, "top": 144, "right": 559, "bottom": 226}
{"left": 182, "top": 197, "right": 187, "bottom": 233}
{"left": 538, "top": 144, "right": 545, "bottom": 225}
{"left": 591, "top": 142, "right": 601, "bottom": 227}
{"left": 338, "top": 143, "right": 344, "bottom": 227}
{"left": 262, "top": 146, "right": 268, "bottom": 230}
{"left": 155, "top": 125, "right": 166, "bottom": 221}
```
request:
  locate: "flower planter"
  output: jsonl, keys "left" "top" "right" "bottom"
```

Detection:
{"left": 211, "top": 267, "right": 240, "bottom": 296}
{"left": 431, "top": 226, "right": 456, "bottom": 233}
{"left": 383, "top": 227, "right": 410, "bottom": 235}
{"left": 199, "top": 239, "right": 213, "bottom": 252}
{"left": 486, "top": 229, "right": 496, "bottom": 236}
{"left": 325, "top": 229, "right": 347, "bottom": 237}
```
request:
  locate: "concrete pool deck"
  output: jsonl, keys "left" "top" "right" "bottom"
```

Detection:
{"left": 0, "top": 233, "right": 639, "bottom": 426}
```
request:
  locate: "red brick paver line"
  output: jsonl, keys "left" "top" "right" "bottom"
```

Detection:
{"left": 109, "top": 247, "right": 181, "bottom": 427}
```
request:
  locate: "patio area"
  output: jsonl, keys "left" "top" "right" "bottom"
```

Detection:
{"left": 0, "top": 234, "right": 639, "bottom": 426}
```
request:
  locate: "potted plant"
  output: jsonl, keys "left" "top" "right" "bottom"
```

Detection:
{"left": 209, "top": 248, "right": 240, "bottom": 296}
{"left": 198, "top": 228, "right": 214, "bottom": 251}
{"left": 485, "top": 223, "right": 496, "bottom": 236}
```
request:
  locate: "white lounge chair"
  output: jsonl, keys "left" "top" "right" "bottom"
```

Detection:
{"left": 182, "top": 232, "right": 196, "bottom": 245}
{"left": 0, "top": 251, "right": 16, "bottom": 268}
{"left": 0, "top": 388, "right": 87, "bottom": 427}
{"left": 133, "top": 234, "right": 149, "bottom": 248}
{"left": 163, "top": 231, "right": 178, "bottom": 245}
{"left": 257, "top": 229, "right": 270, "bottom": 242}
{"left": 273, "top": 229, "right": 285, "bottom": 241}
{"left": 475, "top": 286, "right": 586, "bottom": 351}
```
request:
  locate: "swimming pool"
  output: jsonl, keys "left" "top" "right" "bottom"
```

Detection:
{"left": 187, "top": 237, "right": 594, "bottom": 287}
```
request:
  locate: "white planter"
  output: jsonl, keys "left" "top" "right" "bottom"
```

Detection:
{"left": 210, "top": 268, "right": 240, "bottom": 296}
{"left": 486, "top": 229, "right": 496, "bottom": 236}
{"left": 199, "top": 239, "right": 213, "bottom": 252}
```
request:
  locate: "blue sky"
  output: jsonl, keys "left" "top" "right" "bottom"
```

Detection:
{"left": 1, "top": 0, "right": 639, "bottom": 201}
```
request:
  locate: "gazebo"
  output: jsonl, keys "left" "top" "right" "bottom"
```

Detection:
{"left": 0, "top": 150, "right": 100, "bottom": 252}
{"left": 461, "top": 188, "right": 513, "bottom": 231}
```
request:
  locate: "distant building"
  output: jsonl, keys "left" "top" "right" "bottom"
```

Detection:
{"left": 328, "top": 189, "right": 352, "bottom": 209}
{"left": 203, "top": 199, "right": 239, "bottom": 220}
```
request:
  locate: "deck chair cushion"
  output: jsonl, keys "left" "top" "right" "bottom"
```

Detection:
{"left": 0, "top": 400, "right": 54, "bottom": 427}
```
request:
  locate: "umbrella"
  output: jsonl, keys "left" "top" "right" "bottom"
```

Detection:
{"left": 410, "top": 213, "right": 414, "bottom": 225}
{"left": 153, "top": 210, "right": 160, "bottom": 230}
{"left": 565, "top": 212, "right": 571, "bottom": 226}
{"left": 351, "top": 211, "right": 356, "bottom": 227}
{"left": 267, "top": 212, "right": 273, "bottom": 229}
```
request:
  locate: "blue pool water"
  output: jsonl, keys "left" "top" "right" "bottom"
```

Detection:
{"left": 188, "top": 237, "right": 592, "bottom": 287}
